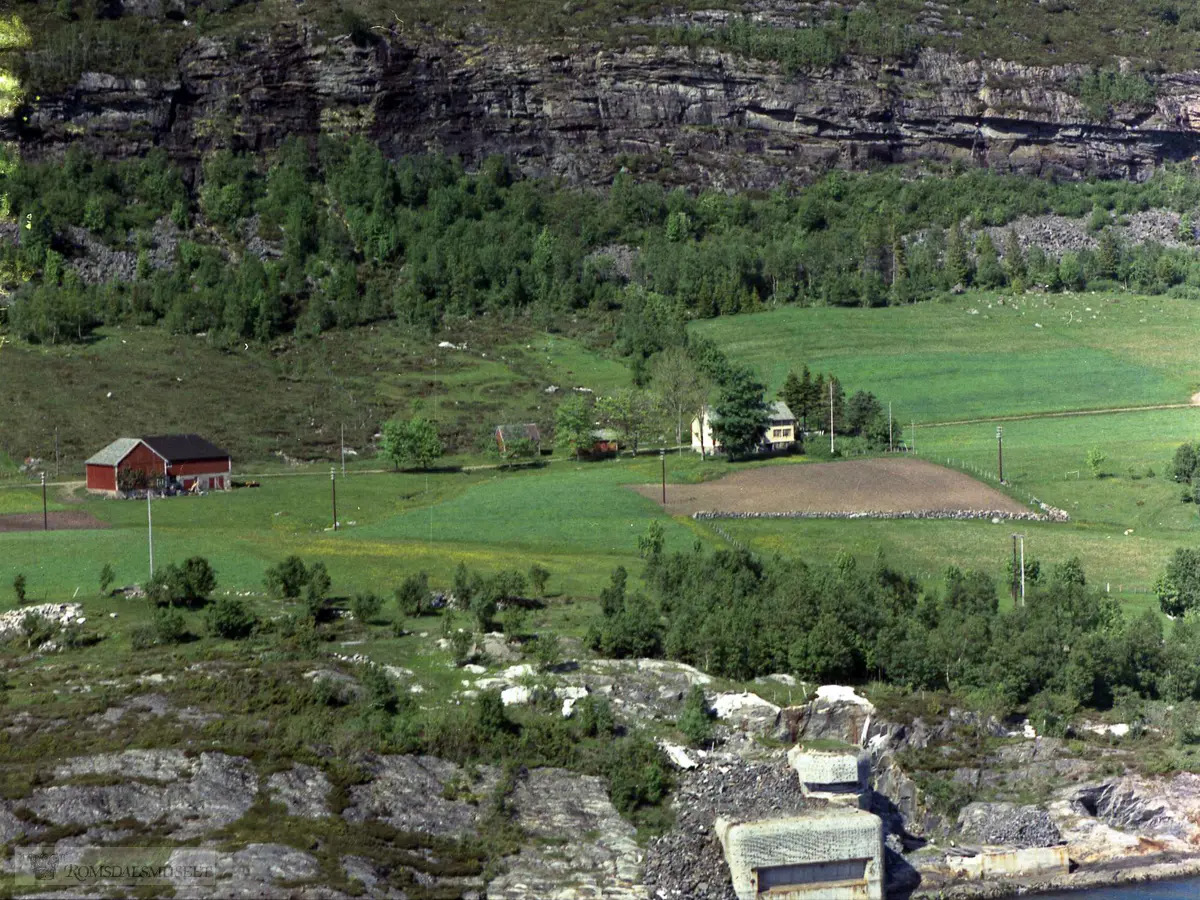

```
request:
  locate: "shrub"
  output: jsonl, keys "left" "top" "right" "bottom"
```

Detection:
{"left": 12, "top": 574, "right": 26, "bottom": 604}
{"left": 146, "top": 557, "right": 217, "bottom": 607}
{"left": 530, "top": 633, "right": 563, "bottom": 672}
{"left": 265, "top": 556, "right": 310, "bottom": 599}
{"left": 153, "top": 608, "right": 188, "bottom": 645}
{"left": 605, "top": 734, "right": 670, "bottom": 816}
{"left": 304, "top": 563, "right": 332, "bottom": 620}
{"left": 351, "top": 592, "right": 383, "bottom": 624}
{"left": 576, "top": 695, "right": 615, "bottom": 737}
{"left": 206, "top": 596, "right": 256, "bottom": 639}
{"left": 528, "top": 563, "right": 550, "bottom": 598}
{"left": 476, "top": 689, "right": 511, "bottom": 736}
{"left": 395, "top": 572, "right": 430, "bottom": 617}
{"left": 361, "top": 663, "right": 400, "bottom": 714}
{"left": 449, "top": 628, "right": 475, "bottom": 666}
{"left": 677, "top": 685, "right": 714, "bottom": 747}
{"left": 130, "top": 625, "right": 156, "bottom": 651}
{"left": 99, "top": 563, "right": 116, "bottom": 596}
{"left": 18, "top": 612, "right": 54, "bottom": 650}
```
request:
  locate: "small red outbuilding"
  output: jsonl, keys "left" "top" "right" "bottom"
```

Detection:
{"left": 85, "top": 434, "right": 232, "bottom": 495}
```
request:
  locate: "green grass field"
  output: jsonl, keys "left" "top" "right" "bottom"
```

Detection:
{"left": 693, "top": 292, "right": 1200, "bottom": 423}
{"left": 5, "top": 291, "right": 1200, "bottom": 624}
{"left": 0, "top": 455, "right": 716, "bottom": 606}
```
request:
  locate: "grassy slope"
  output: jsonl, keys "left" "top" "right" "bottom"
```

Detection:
{"left": 0, "top": 321, "right": 631, "bottom": 473}
{"left": 692, "top": 292, "right": 1200, "bottom": 423}
{"left": 700, "top": 296, "right": 1200, "bottom": 611}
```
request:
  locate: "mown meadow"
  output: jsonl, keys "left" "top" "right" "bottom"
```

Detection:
{"left": 692, "top": 291, "right": 1200, "bottom": 423}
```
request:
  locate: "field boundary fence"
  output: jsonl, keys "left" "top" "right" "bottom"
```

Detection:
{"left": 915, "top": 448, "right": 1049, "bottom": 511}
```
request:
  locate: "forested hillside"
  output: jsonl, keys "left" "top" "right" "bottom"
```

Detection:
{"left": 6, "top": 139, "right": 1200, "bottom": 368}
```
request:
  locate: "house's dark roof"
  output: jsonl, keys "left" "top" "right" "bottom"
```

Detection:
{"left": 141, "top": 434, "right": 230, "bottom": 462}
{"left": 768, "top": 400, "right": 796, "bottom": 423}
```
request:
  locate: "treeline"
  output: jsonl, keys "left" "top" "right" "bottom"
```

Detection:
{"left": 8, "top": 140, "right": 1200, "bottom": 346}
{"left": 592, "top": 543, "right": 1200, "bottom": 718}
{"left": 661, "top": 12, "right": 919, "bottom": 74}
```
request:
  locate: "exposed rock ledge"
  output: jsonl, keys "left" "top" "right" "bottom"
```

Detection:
{"left": 13, "top": 27, "right": 1200, "bottom": 187}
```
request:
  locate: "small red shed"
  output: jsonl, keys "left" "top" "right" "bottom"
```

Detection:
{"left": 85, "top": 434, "right": 232, "bottom": 495}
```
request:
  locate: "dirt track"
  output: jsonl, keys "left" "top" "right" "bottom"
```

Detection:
{"left": 0, "top": 511, "right": 108, "bottom": 532}
{"left": 633, "top": 458, "right": 1029, "bottom": 515}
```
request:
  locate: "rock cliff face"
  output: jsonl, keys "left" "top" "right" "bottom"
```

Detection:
{"left": 13, "top": 24, "right": 1200, "bottom": 186}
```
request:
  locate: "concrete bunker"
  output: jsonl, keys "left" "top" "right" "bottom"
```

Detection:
{"left": 787, "top": 747, "right": 871, "bottom": 808}
{"left": 715, "top": 807, "right": 884, "bottom": 900}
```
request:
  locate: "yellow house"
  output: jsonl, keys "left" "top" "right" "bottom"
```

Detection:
{"left": 691, "top": 401, "right": 796, "bottom": 455}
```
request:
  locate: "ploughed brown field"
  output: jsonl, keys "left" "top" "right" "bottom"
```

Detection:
{"left": 632, "top": 457, "right": 1029, "bottom": 516}
{"left": 0, "top": 511, "right": 108, "bottom": 532}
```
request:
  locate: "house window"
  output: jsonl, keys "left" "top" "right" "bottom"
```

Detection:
{"left": 773, "top": 428, "right": 785, "bottom": 438}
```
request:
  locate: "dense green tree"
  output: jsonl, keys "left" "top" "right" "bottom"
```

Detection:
{"left": 265, "top": 556, "right": 310, "bottom": 600}
{"left": 945, "top": 222, "right": 972, "bottom": 287}
{"left": 711, "top": 366, "right": 769, "bottom": 457}
{"left": 1172, "top": 442, "right": 1197, "bottom": 483}
{"left": 597, "top": 388, "right": 656, "bottom": 455}
{"left": 379, "top": 416, "right": 443, "bottom": 470}
{"left": 1003, "top": 228, "right": 1026, "bottom": 287}
{"left": 677, "top": 685, "right": 714, "bottom": 747}
{"left": 974, "top": 232, "right": 1005, "bottom": 288}
{"left": 147, "top": 557, "right": 216, "bottom": 608}
{"left": 1157, "top": 548, "right": 1200, "bottom": 617}
{"left": 395, "top": 572, "right": 430, "bottom": 617}
{"left": 554, "top": 394, "right": 594, "bottom": 458}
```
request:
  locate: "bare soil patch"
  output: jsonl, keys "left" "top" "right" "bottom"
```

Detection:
{"left": 633, "top": 458, "right": 1028, "bottom": 516}
{"left": 0, "top": 510, "right": 108, "bottom": 532}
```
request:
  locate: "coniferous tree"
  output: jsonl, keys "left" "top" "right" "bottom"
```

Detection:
{"left": 975, "top": 233, "right": 1005, "bottom": 289}
{"left": 1003, "top": 228, "right": 1026, "bottom": 288}
{"left": 945, "top": 222, "right": 972, "bottom": 288}
{"left": 711, "top": 366, "right": 769, "bottom": 457}
{"left": 779, "top": 370, "right": 805, "bottom": 428}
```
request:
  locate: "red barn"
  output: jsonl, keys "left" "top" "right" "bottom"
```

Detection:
{"left": 85, "top": 434, "right": 232, "bottom": 495}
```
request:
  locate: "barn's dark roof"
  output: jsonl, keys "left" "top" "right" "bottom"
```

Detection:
{"left": 496, "top": 424, "right": 541, "bottom": 443}
{"left": 141, "top": 434, "right": 230, "bottom": 462}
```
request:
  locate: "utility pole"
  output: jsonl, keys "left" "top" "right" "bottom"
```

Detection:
{"left": 829, "top": 380, "right": 835, "bottom": 454}
{"left": 1011, "top": 533, "right": 1026, "bottom": 606}
{"left": 660, "top": 449, "right": 666, "bottom": 505}
{"left": 888, "top": 402, "right": 893, "bottom": 453}
{"left": 147, "top": 490, "right": 154, "bottom": 578}
{"left": 997, "top": 425, "right": 1005, "bottom": 483}
{"left": 1019, "top": 534, "right": 1026, "bottom": 606}
{"left": 41, "top": 472, "right": 47, "bottom": 531}
{"left": 1010, "top": 534, "right": 1019, "bottom": 605}
{"left": 330, "top": 467, "right": 338, "bottom": 531}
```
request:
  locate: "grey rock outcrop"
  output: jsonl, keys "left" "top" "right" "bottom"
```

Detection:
{"left": 487, "top": 768, "right": 645, "bottom": 899}
{"left": 340, "top": 754, "right": 499, "bottom": 838}
{"left": 15, "top": 23, "right": 1200, "bottom": 187}
{"left": 24, "top": 750, "right": 257, "bottom": 840}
